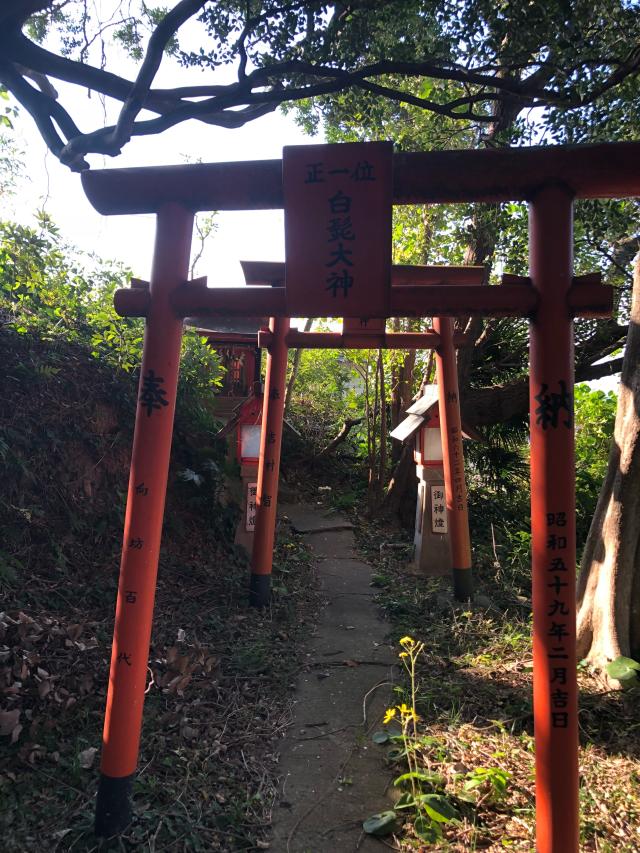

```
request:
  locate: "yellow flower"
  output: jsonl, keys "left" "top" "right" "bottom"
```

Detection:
{"left": 399, "top": 636, "right": 414, "bottom": 647}
{"left": 399, "top": 651, "right": 409, "bottom": 658}
{"left": 383, "top": 707, "right": 397, "bottom": 724}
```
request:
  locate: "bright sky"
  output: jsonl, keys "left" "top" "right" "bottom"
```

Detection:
{"left": 10, "top": 112, "right": 322, "bottom": 285}
{"left": 5, "top": 21, "right": 322, "bottom": 286}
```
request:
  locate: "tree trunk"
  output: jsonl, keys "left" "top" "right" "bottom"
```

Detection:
{"left": 380, "top": 442, "right": 417, "bottom": 527}
{"left": 576, "top": 253, "right": 640, "bottom": 680}
{"left": 314, "top": 417, "right": 362, "bottom": 458}
{"left": 283, "top": 317, "right": 313, "bottom": 419}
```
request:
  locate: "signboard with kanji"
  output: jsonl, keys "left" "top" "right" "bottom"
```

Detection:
{"left": 283, "top": 142, "right": 393, "bottom": 317}
{"left": 431, "top": 485, "right": 448, "bottom": 534}
{"left": 246, "top": 482, "right": 257, "bottom": 532}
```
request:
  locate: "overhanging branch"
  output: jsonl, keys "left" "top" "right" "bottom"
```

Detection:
{"left": 1, "top": 2, "right": 639, "bottom": 170}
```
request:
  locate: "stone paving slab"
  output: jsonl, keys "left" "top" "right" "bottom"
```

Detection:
{"left": 270, "top": 506, "right": 397, "bottom": 852}
{"left": 302, "top": 529, "right": 356, "bottom": 559}
{"left": 280, "top": 503, "right": 355, "bottom": 534}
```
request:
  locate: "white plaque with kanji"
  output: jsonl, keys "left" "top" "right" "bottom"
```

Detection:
{"left": 431, "top": 485, "right": 448, "bottom": 534}
{"left": 246, "top": 482, "right": 257, "bottom": 532}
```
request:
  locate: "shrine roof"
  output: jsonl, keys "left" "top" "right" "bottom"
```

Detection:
{"left": 405, "top": 386, "right": 439, "bottom": 415}
{"left": 389, "top": 414, "right": 425, "bottom": 443}
{"left": 391, "top": 386, "right": 480, "bottom": 443}
{"left": 186, "top": 316, "right": 267, "bottom": 337}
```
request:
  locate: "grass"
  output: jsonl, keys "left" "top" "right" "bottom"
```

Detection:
{"left": 353, "top": 513, "right": 640, "bottom": 851}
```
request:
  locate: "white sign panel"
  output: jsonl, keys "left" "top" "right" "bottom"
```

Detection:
{"left": 431, "top": 485, "right": 448, "bottom": 534}
{"left": 246, "top": 482, "right": 258, "bottom": 532}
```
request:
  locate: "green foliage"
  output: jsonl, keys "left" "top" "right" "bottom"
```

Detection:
{"left": 463, "top": 766, "right": 511, "bottom": 802}
{"left": 287, "top": 343, "right": 359, "bottom": 452}
{"left": 1, "top": 212, "right": 134, "bottom": 353}
{"left": 0, "top": 211, "right": 223, "bottom": 385}
{"left": 0, "top": 209, "right": 227, "bottom": 599}
{"left": 362, "top": 810, "right": 399, "bottom": 837}
{"left": 574, "top": 383, "right": 617, "bottom": 545}
{"left": 606, "top": 656, "right": 640, "bottom": 687}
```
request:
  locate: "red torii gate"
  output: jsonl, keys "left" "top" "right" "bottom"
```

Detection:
{"left": 239, "top": 258, "right": 477, "bottom": 607}
{"left": 81, "top": 140, "right": 639, "bottom": 853}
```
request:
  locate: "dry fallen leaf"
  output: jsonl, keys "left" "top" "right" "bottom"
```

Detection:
{"left": 0, "top": 708, "right": 20, "bottom": 736}
{"left": 78, "top": 746, "right": 97, "bottom": 769}
{"left": 38, "top": 680, "right": 52, "bottom": 700}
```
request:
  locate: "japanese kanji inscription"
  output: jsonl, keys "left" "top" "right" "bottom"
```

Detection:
{"left": 283, "top": 142, "right": 392, "bottom": 317}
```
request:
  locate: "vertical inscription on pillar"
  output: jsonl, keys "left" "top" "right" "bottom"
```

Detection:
{"left": 139, "top": 369, "right": 169, "bottom": 416}
{"left": 545, "top": 509, "right": 572, "bottom": 728}
{"left": 534, "top": 381, "right": 573, "bottom": 430}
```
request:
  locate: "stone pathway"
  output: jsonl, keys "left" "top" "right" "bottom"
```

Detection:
{"left": 271, "top": 504, "right": 397, "bottom": 853}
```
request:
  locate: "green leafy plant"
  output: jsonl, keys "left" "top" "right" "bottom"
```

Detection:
{"left": 463, "top": 766, "right": 511, "bottom": 803}
{"left": 606, "top": 656, "right": 640, "bottom": 687}
{"left": 365, "top": 636, "right": 460, "bottom": 844}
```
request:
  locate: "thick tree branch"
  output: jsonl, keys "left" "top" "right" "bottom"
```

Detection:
{"left": 1, "top": 2, "right": 639, "bottom": 170}
{"left": 109, "top": 0, "right": 208, "bottom": 150}
{"left": 461, "top": 356, "right": 624, "bottom": 429}
{"left": 314, "top": 418, "right": 363, "bottom": 458}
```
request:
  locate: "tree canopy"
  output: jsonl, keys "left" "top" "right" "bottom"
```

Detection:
{"left": 1, "top": 1, "right": 639, "bottom": 169}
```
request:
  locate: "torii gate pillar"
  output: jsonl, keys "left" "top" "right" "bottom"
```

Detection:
{"left": 95, "top": 204, "right": 193, "bottom": 836}
{"left": 249, "top": 316, "right": 290, "bottom": 606}
{"left": 434, "top": 317, "right": 473, "bottom": 600}
{"left": 529, "top": 185, "right": 578, "bottom": 853}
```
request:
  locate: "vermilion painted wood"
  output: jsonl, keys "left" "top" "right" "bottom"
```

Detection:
{"left": 342, "top": 316, "right": 386, "bottom": 335}
{"left": 283, "top": 142, "right": 393, "bottom": 317}
{"left": 529, "top": 187, "right": 579, "bottom": 853}
{"left": 249, "top": 316, "right": 290, "bottom": 605}
{"left": 256, "top": 330, "right": 458, "bottom": 349}
{"left": 390, "top": 264, "right": 484, "bottom": 285}
{"left": 389, "top": 284, "right": 539, "bottom": 317}
{"left": 82, "top": 141, "right": 640, "bottom": 213}
{"left": 170, "top": 285, "right": 288, "bottom": 318}
{"left": 95, "top": 205, "right": 194, "bottom": 836}
{"left": 241, "top": 260, "right": 485, "bottom": 287}
{"left": 115, "top": 281, "right": 610, "bottom": 320}
{"left": 114, "top": 286, "right": 151, "bottom": 316}
{"left": 501, "top": 272, "right": 613, "bottom": 319}
{"left": 116, "top": 283, "right": 541, "bottom": 319}
{"left": 85, "top": 138, "right": 625, "bottom": 847}
{"left": 433, "top": 317, "right": 472, "bottom": 600}
{"left": 100, "top": 203, "right": 193, "bottom": 777}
